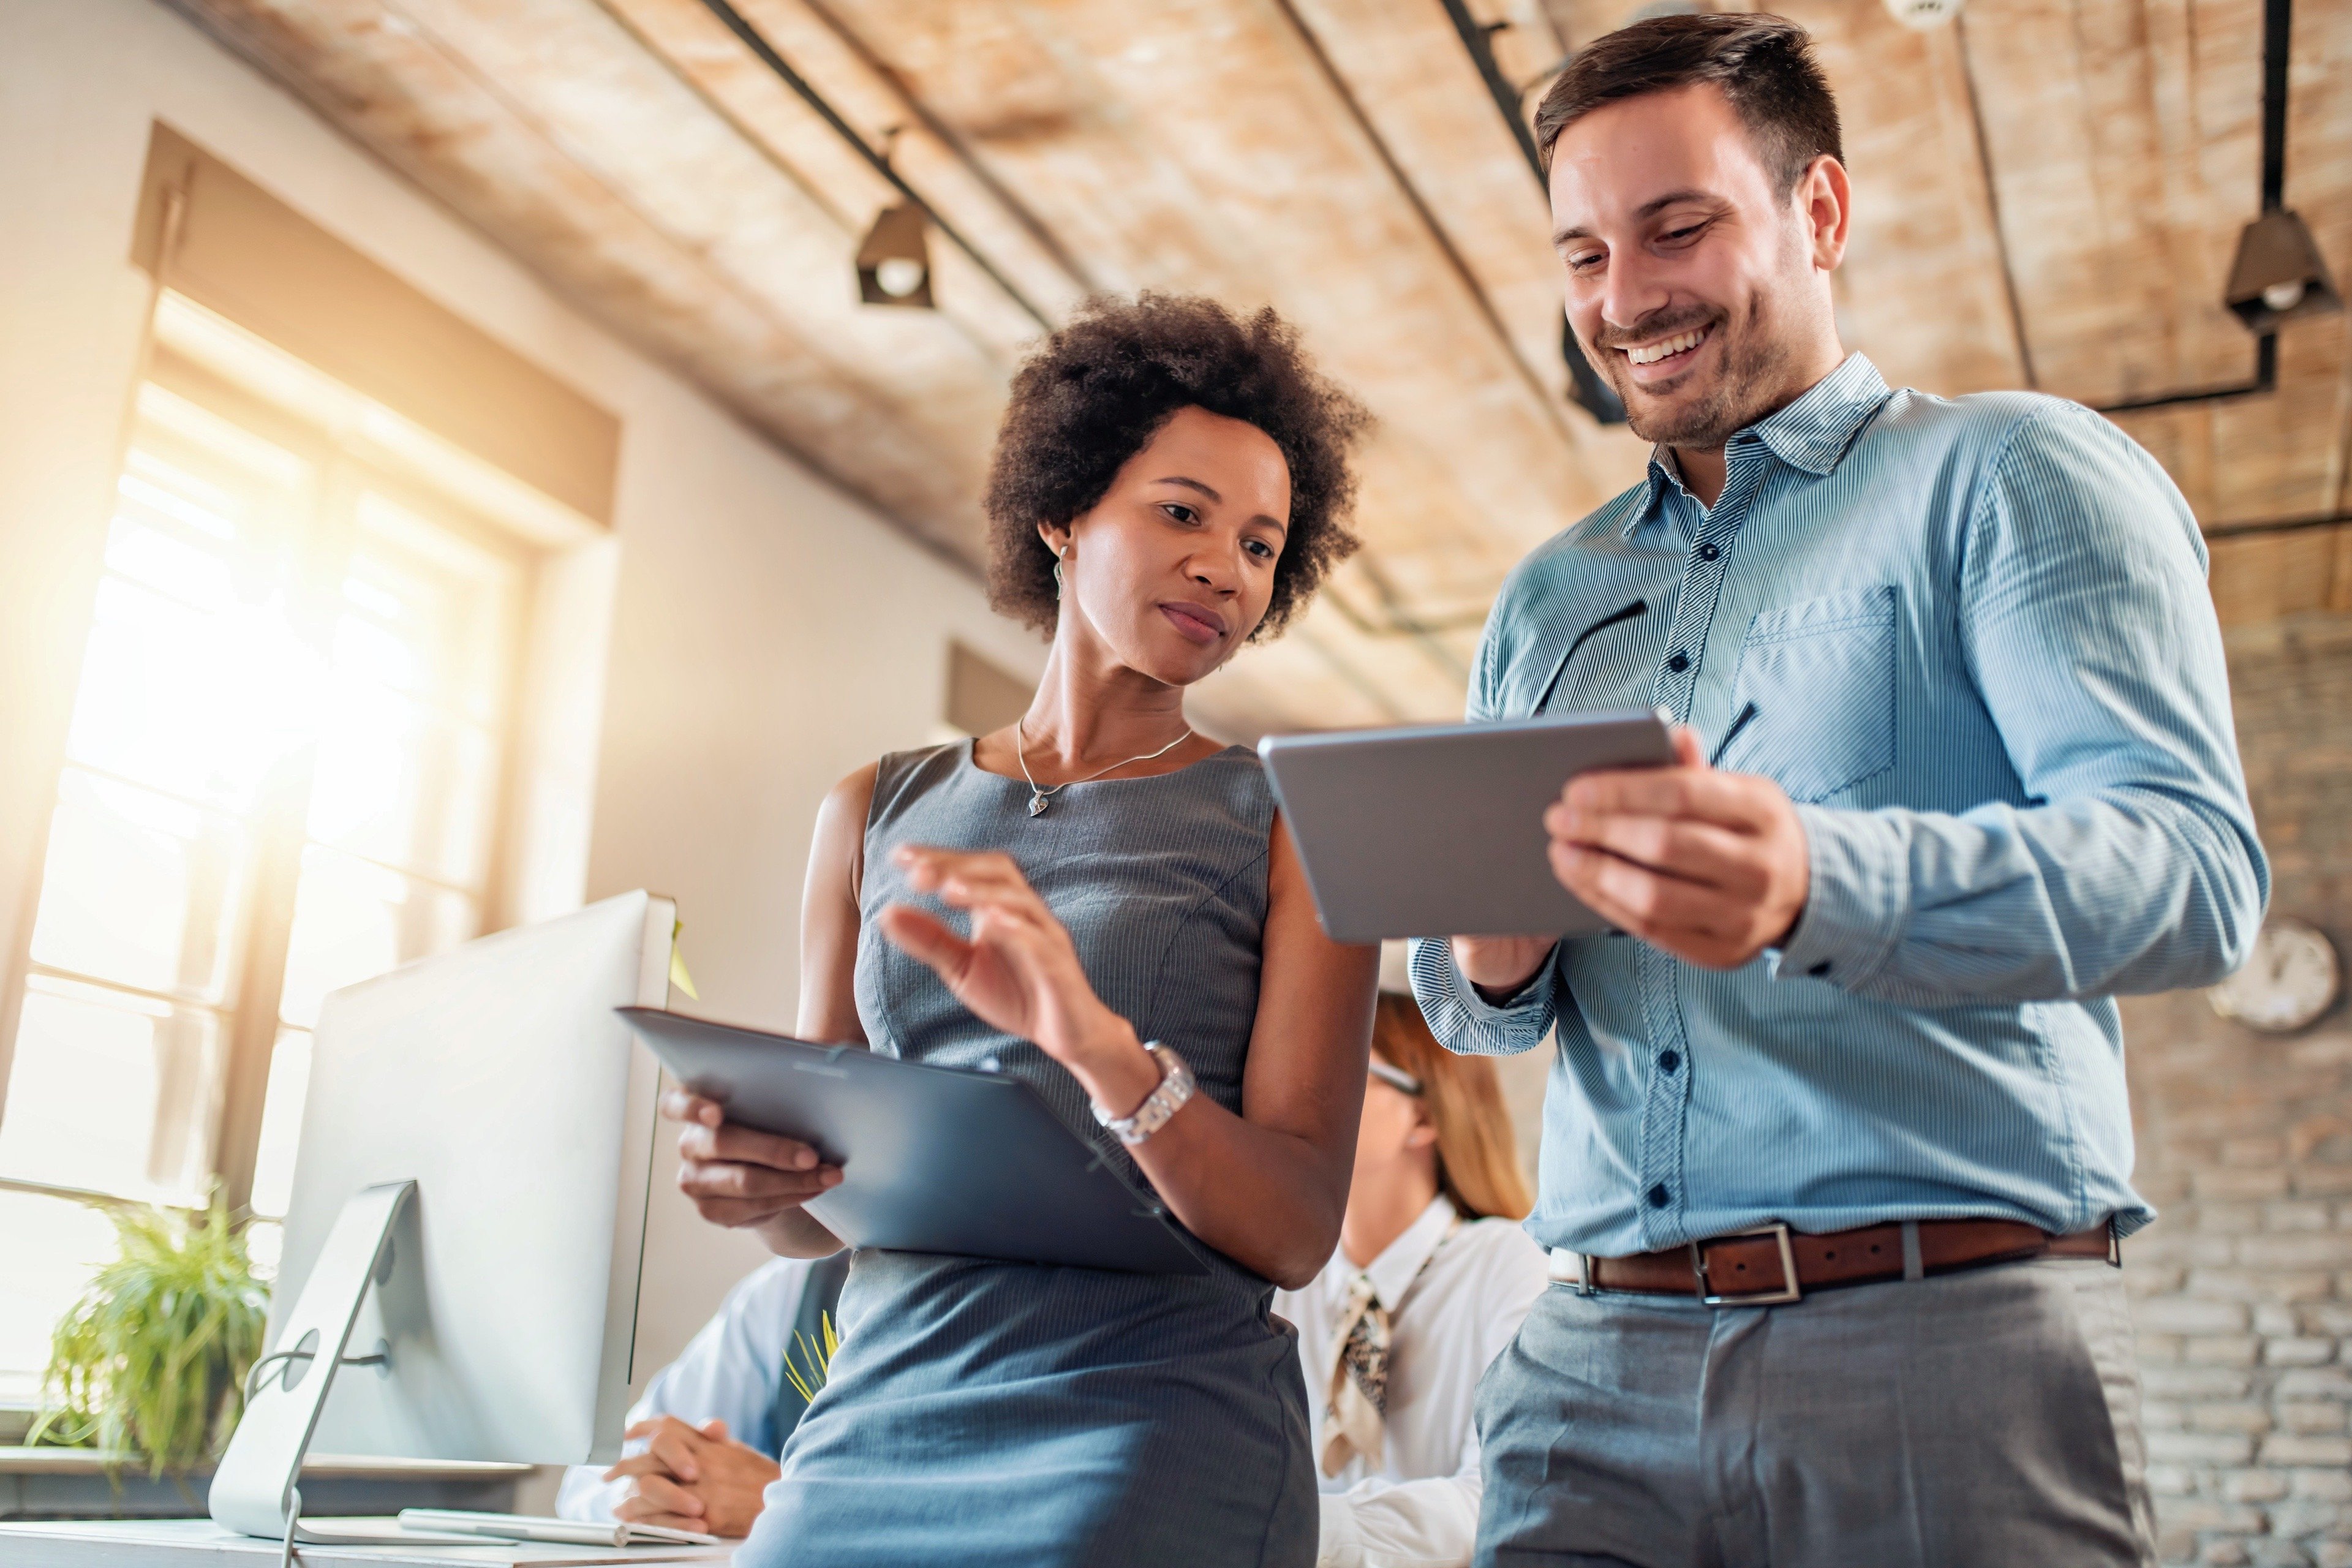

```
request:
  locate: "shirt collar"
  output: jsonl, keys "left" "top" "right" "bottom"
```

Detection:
{"left": 1751, "top": 352, "right": 1891, "bottom": 475}
{"left": 1628, "top": 353, "right": 1891, "bottom": 537}
{"left": 1356, "top": 1196, "right": 1460, "bottom": 1310}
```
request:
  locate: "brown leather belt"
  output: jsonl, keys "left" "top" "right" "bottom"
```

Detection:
{"left": 1560, "top": 1218, "right": 2118, "bottom": 1305}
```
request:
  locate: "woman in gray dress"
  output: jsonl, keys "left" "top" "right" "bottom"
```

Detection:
{"left": 666, "top": 294, "right": 1381, "bottom": 1567}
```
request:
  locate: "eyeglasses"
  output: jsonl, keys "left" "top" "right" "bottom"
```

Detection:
{"left": 1368, "top": 1059, "right": 1423, "bottom": 1097}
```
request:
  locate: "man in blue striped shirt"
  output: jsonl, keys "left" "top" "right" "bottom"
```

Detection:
{"left": 1410, "top": 15, "right": 2267, "bottom": 1566}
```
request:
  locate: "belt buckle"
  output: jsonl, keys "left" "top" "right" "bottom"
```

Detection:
{"left": 1691, "top": 1223, "right": 1803, "bottom": 1306}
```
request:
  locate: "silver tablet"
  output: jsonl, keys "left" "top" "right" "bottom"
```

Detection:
{"left": 1259, "top": 708, "right": 1676, "bottom": 943}
{"left": 619, "top": 1008, "right": 1210, "bottom": 1276}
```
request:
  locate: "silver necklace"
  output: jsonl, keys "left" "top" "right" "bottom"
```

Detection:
{"left": 1015, "top": 718, "right": 1193, "bottom": 817}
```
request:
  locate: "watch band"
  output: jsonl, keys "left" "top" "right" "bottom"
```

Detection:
{"left": 1093, "top": 1043, "right": 1196, "bottom": 1147}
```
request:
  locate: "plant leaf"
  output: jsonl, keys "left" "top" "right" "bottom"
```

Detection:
{"left": 39, "top": 1190, "right": 267, "bottom": 1475}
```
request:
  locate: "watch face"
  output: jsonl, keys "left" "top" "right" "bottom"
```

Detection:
{"left": 2209, "top": 919, "right": 2342, "bottom": 1033}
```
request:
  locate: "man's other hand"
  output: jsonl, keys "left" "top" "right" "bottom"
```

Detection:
{"left": 605, "top": 1415, "right": 782, "bottom": 1539}
{"left": 1544, "top": 726, "right": 1810, "bottom": 970}
{"left": 1449, "top": 936, "right": 1560, "bottom": 1003}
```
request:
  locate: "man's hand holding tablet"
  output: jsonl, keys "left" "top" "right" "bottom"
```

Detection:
{"left": 1454, "top": 725, "right": 1812, "bottom": 995}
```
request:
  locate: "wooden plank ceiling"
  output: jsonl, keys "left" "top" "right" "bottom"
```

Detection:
{"left": 168, "top": 0, "right": 2352, "bottom": 736}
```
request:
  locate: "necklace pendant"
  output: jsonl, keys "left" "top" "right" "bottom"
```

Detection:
{"left": 1027, "top": 793, "right": 1050, "bottom": 817}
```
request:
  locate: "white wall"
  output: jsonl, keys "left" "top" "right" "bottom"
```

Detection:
{"left": 0, "top": 0, "right": 1044, "bottom": 1420}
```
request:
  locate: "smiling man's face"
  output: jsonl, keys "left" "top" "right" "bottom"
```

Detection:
{"left": 1550, "top": 81, "right": 1847, "bottom": 450}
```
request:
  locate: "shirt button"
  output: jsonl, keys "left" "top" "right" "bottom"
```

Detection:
{"left": 1808, "top": 961, "right": 1833, "bottom": 978}
{"left": 1646, "top": 1183, "right": 1671, "bottom": 1209}
{"left": 1667, "top": 651, "right": 1690, "bottom": 673}
{"left": 1658, "top": 1050, "right": 1680, "bottom": 1073}
{"left": 1698, "top": 542, "right": 1720, "bottom": 561}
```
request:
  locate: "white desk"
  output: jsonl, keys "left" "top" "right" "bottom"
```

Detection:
{"left": 0, "top": 1519, "right": 733, "bottom": 1567}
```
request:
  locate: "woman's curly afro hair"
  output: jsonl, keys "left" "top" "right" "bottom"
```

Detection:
{"left": 983, "top": 293, "right": 1368, "bottom": 643}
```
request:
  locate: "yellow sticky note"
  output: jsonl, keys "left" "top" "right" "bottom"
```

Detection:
{"left": 669, "top": 918, "right": 700, "bottom": 1001}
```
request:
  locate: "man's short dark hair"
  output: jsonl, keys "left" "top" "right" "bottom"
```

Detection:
{"left": 983, "top": 292, "right": 1366, "bottom": 643}
{"left": 1533, "top": 13, "right": 1842, "bottom": 195}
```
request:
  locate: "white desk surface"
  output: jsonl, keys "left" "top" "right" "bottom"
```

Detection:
{"left": 0, "top": 1518, "right": 733, "bottom": 1567}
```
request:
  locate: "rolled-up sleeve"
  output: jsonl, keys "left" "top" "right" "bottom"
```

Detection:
{"left": 1774, "top": 405, "right": 2267, "bottom": 1003}
{"left": 1409, "top": 937, "right": 1556, "bottom": 1058}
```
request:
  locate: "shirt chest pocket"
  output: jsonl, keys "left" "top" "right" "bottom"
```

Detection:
{"left": 1720, "top": 586, "right": 1898, "bottom": 803}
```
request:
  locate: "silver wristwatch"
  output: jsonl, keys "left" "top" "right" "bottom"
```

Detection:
{"left": 1093, "top": 1043, "right": 1196, "bottom": 1147}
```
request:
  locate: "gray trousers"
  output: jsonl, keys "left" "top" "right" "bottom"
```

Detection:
{"left": 1473, "top": 1257, "right": 2157, "bottom": 1567}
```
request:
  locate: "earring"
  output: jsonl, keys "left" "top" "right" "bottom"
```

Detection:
{"left": 1052, "top": 548, "right": 1066, "bottom": 595}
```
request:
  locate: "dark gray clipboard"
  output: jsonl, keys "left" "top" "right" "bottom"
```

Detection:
{"left": 1259, "top": 708, "right": 1676, "bottom": 944}
{"left": 617, "top": 1008, "right": 1210, "bottom": 1276}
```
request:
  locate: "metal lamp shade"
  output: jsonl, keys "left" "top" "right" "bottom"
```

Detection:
{"left": 856, "top": 202, "right": 934, "bottom": 309}
{"left": 2224, "top": 208, "right": 2342, "bottom": 332}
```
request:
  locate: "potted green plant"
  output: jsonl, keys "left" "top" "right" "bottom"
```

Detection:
{"left": 28, "top": 1193, "right": 270, "bottom": 1477}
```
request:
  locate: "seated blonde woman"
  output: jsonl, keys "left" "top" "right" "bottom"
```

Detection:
{"left": 1280, "top": 973, "right": 1547, "bottom": 1568}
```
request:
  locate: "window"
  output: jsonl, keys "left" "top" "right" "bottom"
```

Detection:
{"left": 0, "top": 302, "right": 534, "bottom": 1399}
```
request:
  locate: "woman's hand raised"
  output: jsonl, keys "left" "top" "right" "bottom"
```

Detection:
{"left": 878, "top": 846, "right": 1158, "bottom": 1115}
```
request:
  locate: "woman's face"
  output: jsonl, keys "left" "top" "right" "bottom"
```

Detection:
{"left": 1043, "top": 405, "right": 1291, "bottom": 685}
{"left": 1351, "top": 1053, "right": 1435, "bottom": 1194}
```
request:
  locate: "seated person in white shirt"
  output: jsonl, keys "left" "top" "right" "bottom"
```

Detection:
{"left": 555, "top": 1253, "right": 846, "bottom": 1536}
{"left": 560, "top": 988, "right": 1541, "bottom": 1562}
{"left": 1280, "top": 982, "right": 1548, "bottom": 1568}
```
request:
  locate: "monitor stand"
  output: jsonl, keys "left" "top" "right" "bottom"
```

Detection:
{"left": 207, "top": 1180, "right": 473, "bottom": 1549}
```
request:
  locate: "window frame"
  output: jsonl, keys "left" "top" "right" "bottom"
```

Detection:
{"left": 0, "top": 344, "right": 538, "bottom": 1222}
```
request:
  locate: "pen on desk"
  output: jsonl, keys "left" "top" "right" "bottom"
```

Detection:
{"left": 1708, "top": 702, "right": 1758, "bottom": 767}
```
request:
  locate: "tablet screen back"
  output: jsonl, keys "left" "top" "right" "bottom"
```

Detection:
{"left": 617, "top": 1008, "right": 1209, "bottom": 1275}
{"left": 1259, "top": 709, "right": 1674, "bottom": 943}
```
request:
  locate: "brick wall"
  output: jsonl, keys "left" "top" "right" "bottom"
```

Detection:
{"left": 2127, "top": 613, "right": 2352, "bottom": 1567}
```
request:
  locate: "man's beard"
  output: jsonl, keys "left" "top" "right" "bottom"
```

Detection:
{"left": 1586, "top": 295, "right": 1793, "bottom": 448}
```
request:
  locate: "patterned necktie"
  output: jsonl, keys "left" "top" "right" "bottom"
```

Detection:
{"left": 1319, "top": 1216, "right": 1462, "bottom": 1478}
{"left": 1320, "top": 1272, "right": 1391, "bottom": 1477}
{"left": 769, "top": 1253, "right": 851, "bottom": 1444}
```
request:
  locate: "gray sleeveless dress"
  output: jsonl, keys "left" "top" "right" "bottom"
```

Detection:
{"left": 736, "top": 741, "right": 1316, "bottom": 1568}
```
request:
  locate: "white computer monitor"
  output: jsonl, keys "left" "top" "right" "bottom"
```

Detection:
{"left": 209, "top": 890, "right": 673, "bottom": 1543}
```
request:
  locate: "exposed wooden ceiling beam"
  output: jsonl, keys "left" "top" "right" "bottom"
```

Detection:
{"left": 164, "top": 0, "right": 2352, "bottom": 738}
